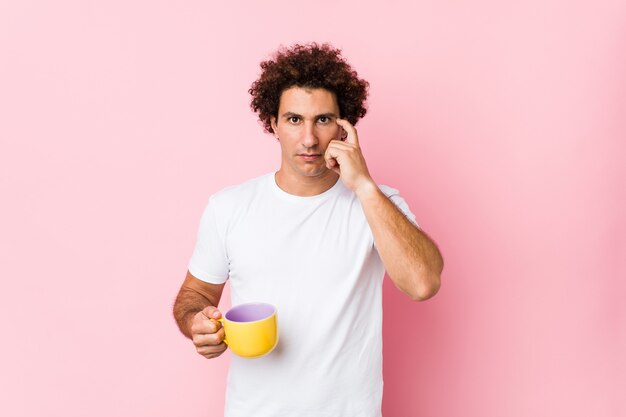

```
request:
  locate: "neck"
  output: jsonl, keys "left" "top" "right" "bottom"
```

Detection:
{"left": 274, "top": 169, "right": 340, "bottom": 197}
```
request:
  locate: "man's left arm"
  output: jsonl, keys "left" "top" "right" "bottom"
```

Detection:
{"left": 356, "top": 183, "right": 443, "bottom": 301}
{"left": 325, "top": 118, "right": 443, "bottom": 301}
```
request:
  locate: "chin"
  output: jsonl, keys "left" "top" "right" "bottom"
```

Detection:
{"left": 300, "top": 168, "right": 327, "bottom": 177}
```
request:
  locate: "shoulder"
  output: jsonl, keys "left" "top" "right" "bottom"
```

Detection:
{"left": 207, "top": 172, "right": 271, "bottom": 210}
{"left": 377, "top": 184, "right": 401, "bottom": 198}
{"left": 376, "top": 183, "right": 419, "bottom": 227}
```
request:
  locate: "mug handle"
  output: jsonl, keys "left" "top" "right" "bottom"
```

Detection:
{"left": 215, "top": 318, "right": 228, "bottom": 345}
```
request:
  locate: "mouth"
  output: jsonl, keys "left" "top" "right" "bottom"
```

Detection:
{"left": 298, "top": 154, "right": 322, "bottom": 161}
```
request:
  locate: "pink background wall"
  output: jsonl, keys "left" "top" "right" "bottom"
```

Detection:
{"left": 1, "top": 1, "right": 624, "bottom": 416}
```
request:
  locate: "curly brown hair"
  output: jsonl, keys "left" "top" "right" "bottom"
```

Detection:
{"left": 249, "top": 43, "right": 369, "bottom": 134}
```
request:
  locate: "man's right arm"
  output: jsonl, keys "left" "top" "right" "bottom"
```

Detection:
{"left": 173, "top": 270, "right": 227, "bottom": 359}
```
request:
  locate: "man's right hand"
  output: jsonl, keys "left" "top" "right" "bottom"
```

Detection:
{"left": 189, "top": 306, "right": 227, "bottom": 359}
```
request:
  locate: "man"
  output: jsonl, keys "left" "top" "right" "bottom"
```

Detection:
{"left": 173, "top": 43, "right": 443, "bottom": 417}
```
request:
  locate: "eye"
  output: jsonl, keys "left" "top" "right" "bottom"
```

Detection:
{"left": 288, "top": 116, "right": 300, "bottom": 124}
{"left": 318, "top": 116, "right": 329, "bottom": 124}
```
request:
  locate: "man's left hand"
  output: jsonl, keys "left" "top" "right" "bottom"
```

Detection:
{"left": 325, "top": 118, "right": 375, "bottom": 194}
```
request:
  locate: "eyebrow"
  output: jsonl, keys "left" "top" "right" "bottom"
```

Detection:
{"left": 280, "top": 112, "right": 339, "bottom": 119}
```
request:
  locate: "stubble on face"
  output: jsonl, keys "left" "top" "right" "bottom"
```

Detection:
{"left": 271, "top": 87, "right": 343, "bottom": 195}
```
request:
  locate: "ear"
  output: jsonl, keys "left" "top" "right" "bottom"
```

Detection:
{"left": 340, "top": 127, "right": 347, "bottom": 141}
{"left": 270, "top": 116, "right": 278, "bottom": 139}
{"left": 337, "top": 123, "right": 347, "bottom": 141}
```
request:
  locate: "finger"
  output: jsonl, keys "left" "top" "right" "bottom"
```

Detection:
{"left": 192, "top": 328, "right": 223, "bottom": 348}
{"left": 193, "top": 327, "right": 225, "bottom": 347}
{"left": 201, "top": 305, "right": 222, "bottom": 320}
{"left": 325, "top": 157, "right": 341, "bottom": 175}
{"left": 335, "top": 118, "right": 358, "bottom": 145}
{"left": 325, "top": 140, "right": 356, "bottom": 167}
{"left": 325, "top": 140, "right": 350, "bottom": 157}
{"left": 202, "top": 350, "right": 226, "bottom": 359}
{"left": 203, "top": 346, "right": 228, "bottom": 359}
{"left": 324, "top": 147, "right": 341, "bottom": 168}
{"left": 191, "top": 315, "right": 222, "bottom": 335}
{"left": 197, "top": 341, "right": 228, "bottom": 357}
{"left": 326, "top": 139, "right": 353, "bottom": 149}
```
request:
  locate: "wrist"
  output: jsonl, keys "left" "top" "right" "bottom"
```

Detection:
{"left": 184, "top": 310, "right": 200, "bottom": 337}
{"left": 354, "top": 179, "right": 379, "bottom": 199}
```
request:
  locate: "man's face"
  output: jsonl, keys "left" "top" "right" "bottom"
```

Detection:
{"left": 270, "top": 87, "right": 343, "bottom": 180}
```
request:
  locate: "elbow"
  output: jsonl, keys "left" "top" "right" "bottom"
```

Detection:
{"left": 393, "top": 254, "right": 444, "bottom": 301}
{"left": 409, "top": 272, "right": 441, "bottom": 302}
{"left": 411, "top": 252, "right": 444, "bottom": 301}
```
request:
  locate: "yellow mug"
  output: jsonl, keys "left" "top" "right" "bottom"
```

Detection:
{"left": 216, "top": 302, "right": 278, "bottom": 358}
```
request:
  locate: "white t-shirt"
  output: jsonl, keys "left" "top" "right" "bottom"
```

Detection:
{"left": 188, "top": 172, "right": 418, "bottom": 417}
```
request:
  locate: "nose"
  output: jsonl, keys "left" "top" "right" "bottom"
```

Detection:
{"left": 301, "top": 121, "right": 318, "bottom": 148}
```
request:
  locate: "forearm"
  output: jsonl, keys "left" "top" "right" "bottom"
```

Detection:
{"left": 173, "top": 272, "right": 226, "bottom": 338}
{"left": 173, "top": 288, "right": 212, "bottom": 339}
{"left": 356, "top": 182, "right": 443, "bottom": 301}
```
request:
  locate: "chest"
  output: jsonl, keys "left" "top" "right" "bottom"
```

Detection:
{"left": 224, "top": 196, "right": 375, "bottom": 292}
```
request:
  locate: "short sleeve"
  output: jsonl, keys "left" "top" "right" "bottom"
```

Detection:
{"left": 187, "top": 196, "right": 229, "bottom": 284}
{"left": 378, "top": 185, "right": 419, "bottom": 228}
